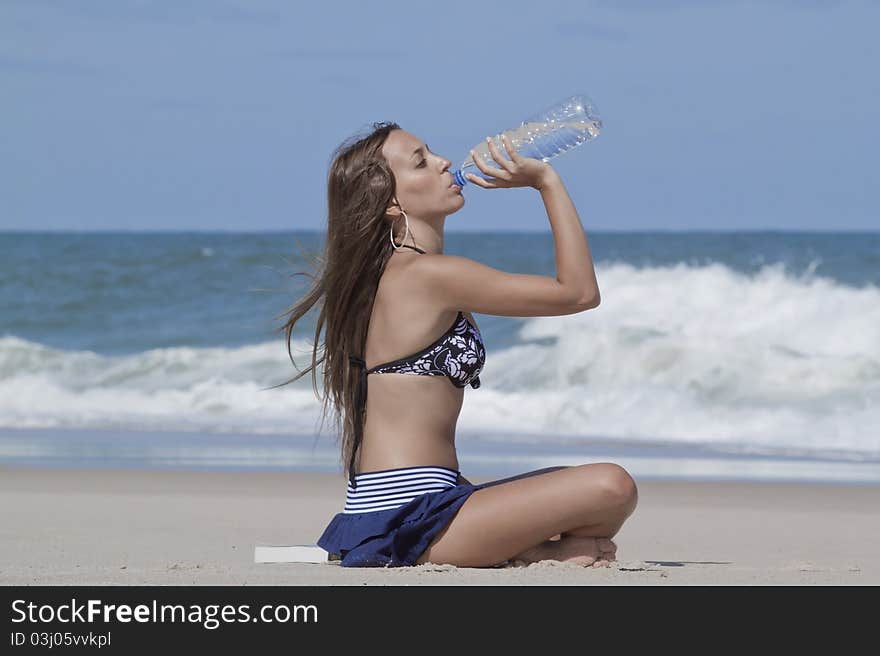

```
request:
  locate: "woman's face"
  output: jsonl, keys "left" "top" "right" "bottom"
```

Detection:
{"left": 381, "top": 129, "right": 465, "bottom": 220}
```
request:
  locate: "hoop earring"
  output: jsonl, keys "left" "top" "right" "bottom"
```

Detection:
{"left": 389, "top": 211, "right": 411, "bottom": 250}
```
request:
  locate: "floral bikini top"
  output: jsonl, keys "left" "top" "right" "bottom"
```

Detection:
{"left": 347, "top": 244, "right": 487, "bottom": 486}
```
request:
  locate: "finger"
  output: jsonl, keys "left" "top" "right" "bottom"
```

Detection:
{"left": 469, "top": 149, "right": 502, "bottom": 178}
{"left": 465, "top": 172, "right": 498, "bottom": 189}
{"left": 475, "top": 141, "right": 513, "bottom": 180}
{"left": 467, "top": 172, "right": 511, "bottom": 189}
{"left": 501, "top": 133, "right": 525, "bottom": 164}
{"left": 485, "top": 136, "right": 515, "bottom": 174}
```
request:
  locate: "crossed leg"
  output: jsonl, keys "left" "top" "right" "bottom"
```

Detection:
{"left": 415, "top": 463, "right": 638, "bottom": 568}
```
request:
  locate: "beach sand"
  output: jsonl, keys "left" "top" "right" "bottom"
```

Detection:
{"left": 1, "top": 466, "right": 877, "bottom": 585}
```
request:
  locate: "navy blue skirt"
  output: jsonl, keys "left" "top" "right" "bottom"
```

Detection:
{"left": 316, "top": 465, "right": 500, "bottom": 568}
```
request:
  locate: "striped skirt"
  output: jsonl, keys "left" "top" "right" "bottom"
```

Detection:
{"left": 316, "top": 465, "right": 497, "bottom": 567}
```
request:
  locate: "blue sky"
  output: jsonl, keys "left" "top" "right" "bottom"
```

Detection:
{"left": 2, "top": 0, "right": 877, "bottom": 232}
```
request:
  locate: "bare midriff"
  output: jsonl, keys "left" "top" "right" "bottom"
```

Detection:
{"left": 356, "top": 371, "right": 463, "bottom": 474}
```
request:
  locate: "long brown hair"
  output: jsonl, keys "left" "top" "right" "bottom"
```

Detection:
{"left": 268, "top": 121, "right": 403, "bottom": 484}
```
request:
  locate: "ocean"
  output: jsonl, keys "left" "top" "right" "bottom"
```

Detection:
{"left": 2, "top": 230, "right": 879, "bottom": 485}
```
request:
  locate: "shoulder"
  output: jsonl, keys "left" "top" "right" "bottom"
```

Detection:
{"left": 407, "top": 251, "right": 485, "bottom": 286}
{"left": 384, "top": 251, "right": 456, "bottom": 308}
{"left": 382, "top": 250, "right": 432, "bottom": 290}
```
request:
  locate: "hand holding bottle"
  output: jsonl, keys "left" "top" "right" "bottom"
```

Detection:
{"left": 449, "top": 93, "right": 601, "bottom": 189}
{"left": 465, "top": 134, "right": 554, "bottom": 191}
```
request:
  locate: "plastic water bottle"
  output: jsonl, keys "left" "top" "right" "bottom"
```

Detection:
{"left": 451, "top": 93, "right": 602, "bottom": 187}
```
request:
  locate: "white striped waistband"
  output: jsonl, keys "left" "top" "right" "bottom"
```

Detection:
{"left": 344, "top": 465, "right": 461, "bottom": 514}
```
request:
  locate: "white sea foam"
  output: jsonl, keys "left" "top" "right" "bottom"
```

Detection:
{"left": 2, "top": 262, "right": 878, "bottom": 459}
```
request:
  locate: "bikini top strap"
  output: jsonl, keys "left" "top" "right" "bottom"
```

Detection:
{"left": 396, "top": 244, "right": 426, "bottom": 254}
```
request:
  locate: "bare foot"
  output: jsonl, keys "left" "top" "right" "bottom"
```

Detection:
{"left": 555, "top": 536, "right": 608, "bottom": 567}
{"left": 596, "top": 537, "right": 618, "bottom": 565}
{"left": 514, "top": 536, "right": 604, "bottom": 567}
{"left": 584, "top": 538, "right": 618, "bottom": 568}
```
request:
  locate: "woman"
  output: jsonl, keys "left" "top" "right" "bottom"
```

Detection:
{"left": 277, "top": 121, "right": 637, "bottom": 568}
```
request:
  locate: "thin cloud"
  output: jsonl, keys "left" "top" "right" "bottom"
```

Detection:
{"left": 3, "top": 0, "right": 279, "bottom": 26}
{"left": 0, "top": 54, "right": 106, "bottom": 77}
{"left": 271, "top": 48, "right": 404, "bottom": 61}
{"left": 319, "top": 73, "right": 363, "bottom": 87}
{"left": 553, "top": 20, "right": 629, "bottom": 42}
{"left": 593, "top": 0, "right": 847, "bottom": 9}
{"left": 146, "top": 98, "right": 268, "bottom": 112}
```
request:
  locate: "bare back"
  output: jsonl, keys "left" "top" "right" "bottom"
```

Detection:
{"left": 356, "top": 250, "right": 479, "bottom": 474}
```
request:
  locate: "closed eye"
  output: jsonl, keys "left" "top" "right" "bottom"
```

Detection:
{"left": 415, "top": 143, "right": 432, "bottom": 168}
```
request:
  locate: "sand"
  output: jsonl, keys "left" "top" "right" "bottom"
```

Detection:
{"left": 1, "top": 466, "right": 877, "bottom": 585}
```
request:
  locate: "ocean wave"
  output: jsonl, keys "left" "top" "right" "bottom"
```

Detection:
{"left": 2, "top": 261, "right": 878, "bottom": 459}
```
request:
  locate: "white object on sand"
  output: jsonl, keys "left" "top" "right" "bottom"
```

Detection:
{"left": 254, "top": 544, "right": 341, "bottom": 564}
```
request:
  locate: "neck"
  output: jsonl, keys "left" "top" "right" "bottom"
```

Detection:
{"left": 398, "top": 215, "right": 445, "bottom": 255}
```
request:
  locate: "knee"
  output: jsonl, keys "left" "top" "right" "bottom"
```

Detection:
{"left": 594, "top": 463, "right": 638, "bottom": 514}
